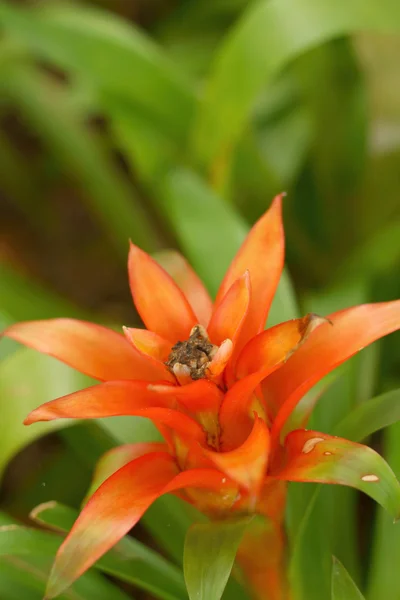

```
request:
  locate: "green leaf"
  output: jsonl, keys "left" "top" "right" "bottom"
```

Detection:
{"left": 290, "top": 486, "right": 332, "bottom": 600}
{"left": 0, "top": 349, "right": 92, "bottom": 480}
{"left": 30, "top": 501, "right": 187, "bottom": 600}
{"left": 0, "top": 523, "right": 132, "bottom": 600}
{"left": 288, "top": 428, "right": 400, "bottom": 599}
{"left": 334, "top": 389, "right": 400, "bottom": 442}
{"left": 0, "top": 1, "right": 195, "bottom": 139}
{"left": 367, "top": 422, "right": 400, "bottom": 600}
{"left": 193, "top": 0, "right": 400, "bottom": 177}
{"left": 1, "top": 65, "right": 158, "bottom": 256}
{"left": 0, "top": 562, "right": 42, "bottom": 600}
{"left": 332, "top": 557, "right": 365, "bottom": 600}
{"left": 0, "top": 263, "right": 82, "bottom": 323}
{"left": 183, "top": 518, "right": 250, "bottom": 600}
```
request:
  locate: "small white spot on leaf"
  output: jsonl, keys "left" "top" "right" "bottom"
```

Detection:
{"left": 324, "top": 451, "right": 333, "bottom": 456}
{"left": 361, "top": 474, "right": 379, "bottom": 482}
{"left": 302, "top": 437, "right": 326, "bottom": 454}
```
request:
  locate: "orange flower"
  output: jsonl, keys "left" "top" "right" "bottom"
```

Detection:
{"left": 4, "top": 195, "right": 400, "bottom": 600}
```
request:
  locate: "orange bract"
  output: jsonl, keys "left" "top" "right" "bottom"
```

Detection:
{"left": 3, "top": 193, "right": 400, "bottom": 600}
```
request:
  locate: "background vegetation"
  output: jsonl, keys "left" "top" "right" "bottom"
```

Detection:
{"left": 0, "top": 1, "right": 399, "bottom": 599}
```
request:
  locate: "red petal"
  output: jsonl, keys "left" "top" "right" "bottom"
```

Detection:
{"left": 204, "top": 416, "right": 270, "bottom": 492}
{"left": 24, "top": 381, "right": 206, "bottom": 442}
{"left": 3, "top": 318, "right": 167, "bottom": 382}
{"left": 128, "top": 243, "right": 197, "bottom": 342}
{"left": 215, "top": 195, "right": 284, "bottom": 348}
{"left": 208, "top": 272, "right": 250, "bottom": 346}
{"left": 236, "top": 313, "right": 327, "bottom": 379}
{"left": 123, "top": 327, "right": 172, "bottom": 362}
{"left": 268, "top": 302, "right": 400, "bottom": 441}
{"left": 45, "top": 453, "right": 237, "bottom": 598}
{"left": 155, "top": 250, "right": 213, "bottom": 327}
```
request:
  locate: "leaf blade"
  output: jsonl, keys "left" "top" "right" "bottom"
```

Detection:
{"left": 331, "top": 557, "right": 365, "bottom": 600}
{"left": 184, "top": 518, "right": 250, "bottom": 600}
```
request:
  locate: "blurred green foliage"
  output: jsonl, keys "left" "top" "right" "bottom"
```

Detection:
{"left": 0, "top": 0, "right": 399, "bottom": 599}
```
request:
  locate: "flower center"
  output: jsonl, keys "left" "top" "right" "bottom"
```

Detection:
{"left": 165, "top": 325, "right": 218, "bottom": 380}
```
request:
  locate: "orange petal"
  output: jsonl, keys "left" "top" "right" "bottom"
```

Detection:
{"left": 215, "top": 195, "right": 284, "bottom": 349}
{"left": 149, "top": 379, "right": 223, "bottom": 415}
{"left": 154, "top": 250, "right": 213, "bottom": 327}
{"left": 267, "top": 301, "right": 400, "bottom": 442}
{"left": 208, "top": 272, "right": 251, "bottom": 346}
{"left": 3, "top": 318, "right": 169, "bottom": 382}
{"left": 24, "top": 381, "right": 206, "bottom": 443}
{"left": 128, "top": 243, "right": 197, "bottom": 342}
{"left": 86, "top": 442, "right": 168, "bottom": 499}
{"left": 123, "top": 327, "right": 171, "bottom": 362}
{"left": 45, "top": 453, "right": 237, "bottom": 598}
{"left": 219, "top": 363, "right": 283, "bottom": 450}
{"left": 271, "top": 429, "right": 399, "bottom": 506}
{"left": 45, "top": 452, "right": 179, "bottom": 598}
{"left": 236, "top": 313, "right": 328, "bottom": 379}
{"left": 150, "top": 380, "right": 223, "bottom": 447}
{"left": 204, "top": 416, "right": 270, "bottom": 493}
{"left": 164, "top": 466, "right": 239, "bottom": 515}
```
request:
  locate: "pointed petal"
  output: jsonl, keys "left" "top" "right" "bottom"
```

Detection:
{"left": 45, "top": 452, "right": 178, "bottom": 599}
{"left": 46, "top": 453, "right": 237, "bottom": 598}
{"left": 204, "top": 416, "right": 270, "bottom": 492}
{"left": 267, "top": 302, "right": 400, "bottom": 440}
{"left": 150, "top": 380, "right": 223, "bottom": 446}
{"left": 149, "top": 379, "right": 223, "bottom": 415}
{"left": 3, "top": 318, "right": 167, "bottom": 381}
{"left": 24, "top": 381, "right": 206, "bottom": 442}
{"left": 87, "top": 442, "right": 168, "bottom": 499}
{"left": 273, "top": 429, "right": 400, "bottom": 518}
{"left": 123, "top": 327, "right": 172, "bottom": 362}
{"left": 215, "top": 195, "right": 284, "bottom": 346}
{"left": 219, "top": 363, "right": 283, "bottom": 450}
{"left": 155, "top": 250, "right": 213, "bottom": 327}
{"left": 128, "top": 243, "right": 197, "bottom": 341}
{"left": 208, "top": 272, "right": 251, "bottom": 346}
{"left": 236, "top": 313, "right": 328, "bottom": 379}
{"left": 164, "top": 467, "right": 239, "bottom": 515}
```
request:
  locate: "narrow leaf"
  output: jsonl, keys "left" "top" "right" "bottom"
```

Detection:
{"left": 334, "top": 389, "right": 400, "bottom": 442}
{"left": 184, "top": 518, "right": 250, "bottom": 600}
{"left": 367, "top": 423, "right": 400, "bottom": 600}
{"left": 331, "top": 557, "right": 365, "bottom": 600}
{"left": 194, "top": 0, "right": 400, "bottom": 175}
{"left": 30, "top": 501, "right": 186, "bottom": 600}
{"left": 2, "top": 66, "right": 158, "bottom": 255}
{"left": 0, "top": 349, "right": 92, "bottom": 480}
{"left": 0, "top": 524, "right": 131, "bottom": 600}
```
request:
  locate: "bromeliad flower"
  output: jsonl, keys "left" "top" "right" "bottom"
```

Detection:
{"left": 4, "top": 195, "right": 400, "bottom": 600}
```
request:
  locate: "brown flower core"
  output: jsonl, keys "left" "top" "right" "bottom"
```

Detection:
{"left": 165, "top": 325, "right": 218, "bottom": 380}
